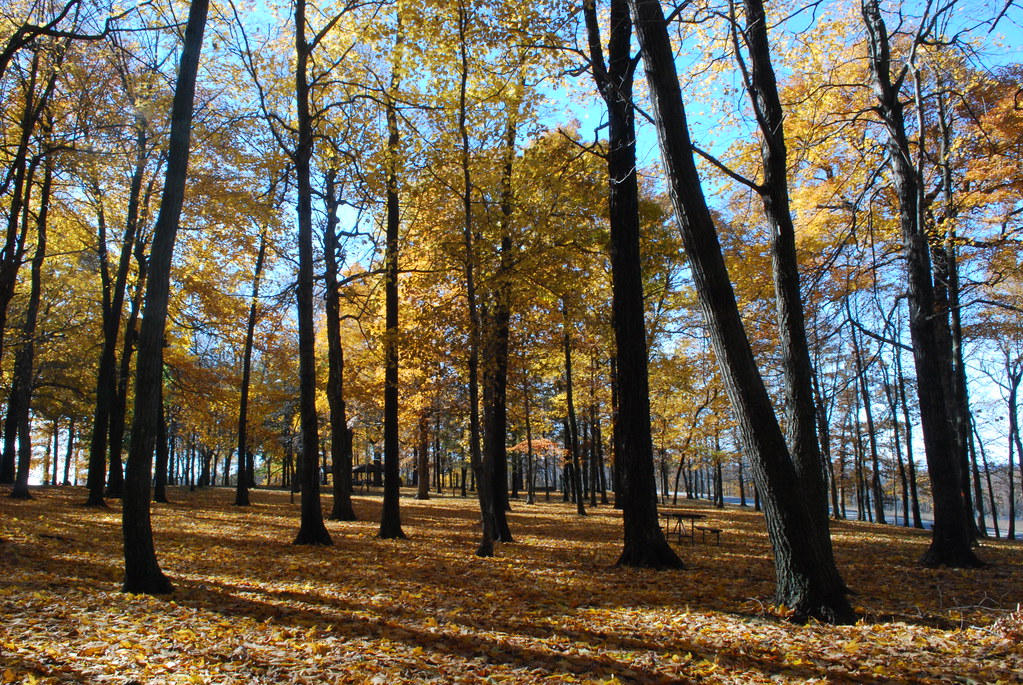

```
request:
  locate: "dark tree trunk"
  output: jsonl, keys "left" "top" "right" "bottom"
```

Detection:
{"left": 291, "top": 0, "right": 332, "bottom": 546}
{"left": 483, "top": 102, "right": 518, "bottom": 542}
{"left": 625, "top": 0, "right": 853, "bottom": 621}
{"left": 935, "top": 91, "right": 979, "bottom": 539}
{"left": 379, "top": 56, "right": 405, "bottom": 540}
{"left": 235, "top": 228, "right": 267, "bottom": 507}
{"left": 585, "top": 0, "right": 679, "bottom": 566}
{"left": 849, "top": 322, "right": 886, "bottom": 524}
{"left": 561, "top": 300, "right": 586, "bottom": 516}
{"left": 62, "top": 418, "right": 75, "bottom": 486}
{"left": 0, "top": 47, "right": 56, "bottom": 375}
{"left": 97, "top": 125, "right": 152, "bottom": 501}
{"left": 323, "top": 172, "right": 356, "bottom": 521}
{"left": 1006, "top": 368, "right": 1021, "bottom": 540}
{"left": 456, "top": 0, "right": 494, "bottom": 557}
{"left": 0, "top": 156, "right": 37, "bottom": 488}
{"left": 736, "top": 0, "right": 837, "bottom": 557}
{"left": 122, "top": 0, "right": 209, "bottom": 594}
{"left": 861, "top": 0, "right": 978, "bottom": 568}
{"left": 108, "top": 228, "right": 151, "bottom": 499}
{"left": 416, "top": 411, "right": 430, "bottom": 500}
{"left": 9, "top": 157, "right": 50, "bottom": 499}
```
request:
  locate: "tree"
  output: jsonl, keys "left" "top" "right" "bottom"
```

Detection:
{"left": 584, "top": 0, "right": 682, "bottom": 569}
{"left": 378, "top": 18, "right": 405, "bottom": 540}
{"left": 860, "top": 0, "right": 980, "bottom": 567}
{"left": 625, "top": 0, "right": 854, "bottom": 623}
{"left": 8, "top": 154, "right": 52, "bottom": 499}
{"left": 121, "top": 0, "right": 210, "bottom": 595}
{"left": 290, "top": 0, "right": 332, "bottom": 546}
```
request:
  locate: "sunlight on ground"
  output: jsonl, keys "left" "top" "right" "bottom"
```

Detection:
{"left": 1, "top": 487, "right": 1021, "bottom": 683}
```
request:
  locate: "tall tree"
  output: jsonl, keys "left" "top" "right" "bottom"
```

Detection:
{"left": 625, "top": 0, "right": 854, "bottom": 623}
{"left": 378, "top": 25, "right": 405, "bottom": 540}
{"left": 8, "top": 155, "right": 51, "bottom": 499}
{"left": 235, "top": 224, "right": 268, "bottom": 507}
{"left": 860, "top": 0, "right": 979, "bottom": 567}
{"left": 122, "top": 0, "right": 210, "bottom": 594}
{"left": 584, "top": 0, "right": 682, "bottom": 569}
{"left": 727, "top": 0, "right": 844, "bottom": 568}
{"left": 291, "top": 0, "right": 332, "bottom": 546}
{"left": 324, "top": 169, "right": 356, "bottom": 521}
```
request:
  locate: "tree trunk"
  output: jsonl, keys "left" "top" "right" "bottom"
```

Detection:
{"left": 62, "top": 418, "right": 75, "bottom": 486}
{"left": 584, "top": 0, "right": 679, "bottom": 567}
{"left": 561, "top": 299, "right": 586, "bottom": 516}
{"left": 154, "top": 392, "right": 169, "bottom": 503}
{"left": 850, "top": 321, "right": 886, "bottom": 524}
{"left": 321, "top": 171, "right": 357, "bottom": 521}
{"left": 122, "top": 0, "right": 209, "bottom": 594}
{"left": 9, "top": 157, "right": 50, "bottom": 499}
{"left": 625, "top": 0, "right": 853, "bottom": 621}
{"left": 291, "top": 0, "right": 333, "bottom": 546}
{"left": 234, "top": 226, "right": 267, "bottom": 506}
{"left": 736, "top": 0, "right": 838, "bottom": 561}
{"left": 416, "top": 411, "right": 430, "bottom": 500}
{"left": 0, "top": 46, "right": 58, "bottom": 375}
{"left": 378, "top": 48, "right": 405, "bottom": 540}
{"left": 0, "top": 156, "right": 38, "bottom": 487}
{"left": 483, "top": 100, "right": 518, "bottom": 542}
{"left": 456, "top": 0, "right": 495, "bottom": 557}
{"left": 860, "top": 0, "right": 979, "bottom": 568}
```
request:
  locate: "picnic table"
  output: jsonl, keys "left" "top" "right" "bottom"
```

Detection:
{"left": 660, "top": 510, "right": 722, "bottom": 545}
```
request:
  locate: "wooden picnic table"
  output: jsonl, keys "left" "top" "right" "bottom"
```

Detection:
{"left": 659, "top": 510, "right": 707, "bottom": 544}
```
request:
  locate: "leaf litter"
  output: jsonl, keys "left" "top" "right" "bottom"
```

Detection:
{"left": 1, "top": 487, "right": 1020, "bottom": 683}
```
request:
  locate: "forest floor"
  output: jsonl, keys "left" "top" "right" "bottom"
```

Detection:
{"left": 1, "top": 486, "right": 1021, "bottom": 684}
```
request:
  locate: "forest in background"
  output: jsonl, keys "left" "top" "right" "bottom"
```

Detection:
{"left": 1, "top": 0, "right": 1023, "bottom": 621}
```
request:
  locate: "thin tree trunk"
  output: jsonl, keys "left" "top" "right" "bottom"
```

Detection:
{"left": 62, "top": 418, "right": 74, "bottom": 486}
{"left": 322, "top": 170, "right": 357, "bottom": 521}
{"left": 379, "top": 39, "right": 405, "bottom": 540}
{"left": 974, "top": 421, "right": 999, "bottom": 538}
{"left": 0, "top": 155, "right": 38, "bottom": 487}
{"left": 850, "top": 321, "right": 886, "bottom": 524}
{"left": 562, "top": 299, "right": 586, "bottom": 516}
{"left": 235, "top": 227, "right": 267, "bottom": 507}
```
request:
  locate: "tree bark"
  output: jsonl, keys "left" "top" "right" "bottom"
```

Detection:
{"left": 625, "top": 0, "right": 853, "bottom": 621}
{"left": 561, "top": 299, "right": 586, "bottom": 516}
{"left": 324, "top": 172, "right": 356, "bottom": 521}
{"left": 860, "top": 0, "right": 979, "bottom": 566}
{"left": 584, "top": 0, "right": 680, "bottom": 567}
{"left": 122, "top": 0, "right": 209, "bottom": 594}
{"left": 291, "top": 0, "right": 332, "bottom": 546}
{"left": 483, "top": 100, "right": 518, "bottom": 542}
{"left": 9, "top": 156, "right": 51, "bottom": 499}
{"left": 235, "top": 227, "right": 267, "bottom": 507}
{"left": 455, "top": 0, "right": 495, "bottom": 557}
{"left": 378, "top": 41, "right": 405, "bottom": 540}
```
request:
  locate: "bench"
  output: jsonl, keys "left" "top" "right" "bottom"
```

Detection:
{"left": 694, "top": 525, "right": 721, "bottom": 545}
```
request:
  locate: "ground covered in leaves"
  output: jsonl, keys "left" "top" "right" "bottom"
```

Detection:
{"left": 1, "top": 487, "right": 1021, "bottom": 683}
